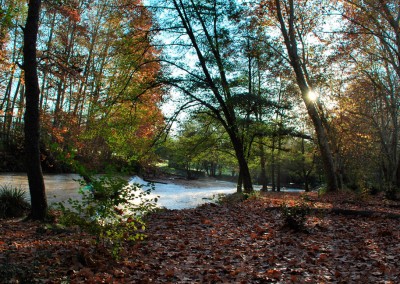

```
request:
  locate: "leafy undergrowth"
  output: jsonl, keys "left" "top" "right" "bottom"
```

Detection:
{"left": 1, "top": 192, "right": 400, "bottom": 283}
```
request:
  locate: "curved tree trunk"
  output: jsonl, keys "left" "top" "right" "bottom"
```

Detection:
{"left": 171, "top": 0, "right": 254, "bottom": 193}
{"left": 304, "top": 97, "right": 338, "bottom": 192}
{"left": 275, "top": 0, "right": 338, "bottom": 192}
{"left": 23, "top": 0, "right": 47, "bottom": 220}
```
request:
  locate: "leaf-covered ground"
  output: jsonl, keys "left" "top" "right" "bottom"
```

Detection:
{"left": 1, "top": 192, "right": 400, "bottom": 283}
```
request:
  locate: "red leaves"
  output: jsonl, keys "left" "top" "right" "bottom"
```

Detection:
{"left": 318, "top": 253, "right": 329, "bottom": 262}
{"left": 266, "top": 268, "right": 282, "bottom": 280}
{"left": 54, "top": 6, "right": 81, "bottom": 22}
{"left": 1, "top": 193, "right": 400, "bottom": 282}
{"left": 76, "top": 267, "right": 94, "bottom": 279}
{"left": 164, "top": 268, "right": 175, "bottom": 277}
{"left": 201, "top": 218, "right": 212, "bottom": 225}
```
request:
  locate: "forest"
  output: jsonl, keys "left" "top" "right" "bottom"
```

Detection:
{"left": 1, "top": 0, "right": 400, "bottom": 282}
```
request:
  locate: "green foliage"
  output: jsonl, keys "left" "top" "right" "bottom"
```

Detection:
{"left": 211, "top": 192, "right": 247, "bottom": 205}
{"left": 211, "top": 191, "right": 261, "bottom": 206}
{"left": 280, "top": 199, "right": 311, "bottom": 230}
{"left": 163, "top": 114, "right": 238, "bottom": 178}
{"left": 211, "top": 193, "right": 228, "bottom": 205}
{"left": 56, "top": 175, "right": 158, "bottom": 258}
{"left": 242, "top": 190, "right": 262, "bottom": 200}
{"left": 315, "top": 185, "right": 328, "bottom": 197}
{"left": 0, "top": 185, "right": 30, "bottom": 218}
{"left": 346, "top": 179, "right": 382, "bottom": 199}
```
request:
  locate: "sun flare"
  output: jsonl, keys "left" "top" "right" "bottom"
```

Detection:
{"left": 308, "top": 90, "right": 319, "bottom": 102}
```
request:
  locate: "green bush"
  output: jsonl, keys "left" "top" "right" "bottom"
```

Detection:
{"left": 55, "top": 175, "right": 158, "bottom": 258}
{"left": 243, "top": 191, "right": 262, "bottom": 200}
{"left": 280, "top": 200, "right": 311, "bottom": 230}
{"left": 211, "top": 192, "right": 246, "bottom": 205}
{"left": 0, "top": 185, "right": 31, "bottom": 218}
{"left": 211, "top": 193, "right": 228, "bottom": 204}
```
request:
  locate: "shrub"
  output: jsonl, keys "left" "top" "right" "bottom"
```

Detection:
{"left": 211, "top": 191, "right": 261, "bottom": 206}
{"left": 0, "top": 185, "right": 31, "bottom": 218}
{"left": 211, "top": 193, "right": 227, "bottom": 204}
{"left": 55, "top": 175, "right": 158, "bottom": 258}
{"left": 243, "top": 191, "right": 262, "bottom": 200}
{"left": 211, "top": 192, "right": 246, "bottom": 205}
{"left": 280, "top": 200, "right": 311, "bottom": 230}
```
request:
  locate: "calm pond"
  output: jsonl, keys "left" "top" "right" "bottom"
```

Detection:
{"left": 0, "top": 174, "right": 302, "bottom": 210}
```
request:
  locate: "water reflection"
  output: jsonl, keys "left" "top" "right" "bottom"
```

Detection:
{"left": 0, "top": 174, "right": 237, "bottom": 209}
{"left": 129, "top": 176, "right": 237, "bottom": 210}
{"left": 0, "top": 173, "right": 82, "bottom": 204}
{"left": 0, "top": 174, "right": 303, "bottom": 210}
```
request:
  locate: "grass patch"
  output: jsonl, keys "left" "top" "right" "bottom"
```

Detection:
{"left": 0, "top": 185, "right": 30, "bottom": 218}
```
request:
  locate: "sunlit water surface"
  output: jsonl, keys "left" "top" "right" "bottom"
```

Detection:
{"left": 0, "top": 174, "right": 302, "bottom": 210}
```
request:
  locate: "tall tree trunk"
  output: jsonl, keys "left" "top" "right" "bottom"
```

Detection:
{"left": 277, "top": 132, "right": 282, "bottom": 192}
{"left": 254, "top": 57, "right": 268, "bottom": 192}
{"left": 259, "top": 141, "right": 268, "bottom": 191}
{"left": 22, "top": 0, "right": 47, "bottom": 220}
{"left": 229, "top": 130, "right": 252, "bottom": 193}
{"left": 171, "top": 0, "right": 254, "bottom": 193}
{"left": 16, "top": 84, "right": 25, "bottom": 126}
{"left": 301, "top": 136, "right": 310, "bottom": 192}
{"left": 2, "top": 25, "right": 19, "bottom": 143}
{"left": 237, "top": 170, "right": 243, "bottom": 193}
{"left": 396, "top": 158, "right": 400, "bottom": 189}
{"left": 6, "top": 77, "right": 21, "bottom": 143}
{"left": 40, "top": 10, "right": 56, "bottom": 110}
{"left": 271, "top": 136, "right": 276, "bottom": 192}
{"left": 2, "top": 73, "right": 14, "bottom": 140}
{"left": 275, "top": 0, "right": 338, "bottom": 192}
{"left": 74, "top": 2, "right": 106, "bottom": 119}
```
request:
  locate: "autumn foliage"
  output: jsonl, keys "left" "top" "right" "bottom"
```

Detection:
{"left": 0, "top": 0, "right": 164, "bottom": 173}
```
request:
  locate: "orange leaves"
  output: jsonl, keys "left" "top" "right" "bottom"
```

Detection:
{"left": 113, "top": 268, "right": 126, "bottom": 278}
{"left": 54, "top": 5, "right": 81, "bottom": 22}
{"left": 76, "top": 267, "right": 94, "bottom": 279}
{"left": 266, "top": 268, "right": 282, "bottom": 280}
{"left": 2, "top": 192, "right": 400, "bottom": 282}
{"left": 318, "top": 253, "right": 329, "bottom": 262}
{"left": 250, "top": 232, "right": 258, "bottom": 239}
{"left": 164, "top": 268, "right": 175, "bottom": 277}
{"left": 221, "top": 238, "right": 234, "bottom": 245}
{"left": 201, "top": 218, "right": 212, "bottom": 225}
